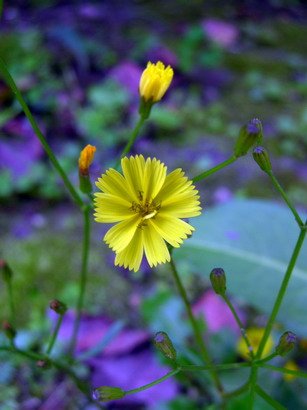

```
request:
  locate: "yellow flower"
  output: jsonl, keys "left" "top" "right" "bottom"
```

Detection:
{"left": 283, "top": 360, "right": 299, "bottom": 382}
{"left": 79, "top": 144, "right": 96, "bottom": 176}
{"left": 139, "top": 61, "right": 174, "bottom": 103}
{"left": 237, "top": 327, "right": 274, "bottom": 360}
{"left": 94, "top": 155, "right": 201, "bottom": 272}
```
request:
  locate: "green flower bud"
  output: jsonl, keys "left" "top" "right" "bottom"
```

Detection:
{"left": 252, "top": 146, "right": 272, "bottom": 173}
{"left": 234, "top": 118, "right": 263, "bottom": 157}
{"left": 210, "top": 268, "right": 226, "bottom": 296}
{"left": 2, "top": 320, "right": 16, "bottom": 340}
{"left": 49, "top": 299, "right": 67, "bottom": 315}
{"left": 154, "top": 331, "right": 177, "bottom": 360}
{"left": 92, "top": 386, "right": 125, "bottom": 402}
{"left": 0, "top": 259, "right": 13, "bottom": 282}
{"left": 275, "top": 331, "right": 297, "bottom": 357}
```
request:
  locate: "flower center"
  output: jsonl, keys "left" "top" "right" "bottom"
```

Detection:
{"left": 131, "top": 197, "right": 161, "bottom": 223}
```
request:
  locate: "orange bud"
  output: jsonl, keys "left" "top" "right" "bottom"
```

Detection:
{"left": 78, "top": 145, "right": 96, "bottom": 176}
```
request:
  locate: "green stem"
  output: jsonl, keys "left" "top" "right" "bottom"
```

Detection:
{"left": 0, "top": 57, "right": 84, "bottom": 208}
{"left": 222, "top": 382, "right": 249, "bottom": 399}
{"left": 267, "top": 171, "right": 304, "bottom": 228}
{"left": 256, "top": 224, "right": 306, "bottom": 359}
{"left": 222, "top": 295, "right": 254, "bottom": 359}
{"left": 192, "top": 155, "right": 237, "bottom": 183}
{"left": 255, "top": 384, "right": 286, "bottom": 410}
{"left": 46, "top": 314, "right": 64, "bottom": 355}
{"left": 7, "top": 278, "right": 16, "bottom": 325}
{"left": 69, "top": 206, "right": 91, "bottom": 357}
{"left": 125, "top": 368, "right": 181, "bottom": 396}
{"left": 0, "top": 346, "right": 102, "bottom": 406}
{"left": 169, "top": 258, "right": 224, "bottom": 395}
{"left": 248, "top": 366, "right": 258, "bottom": 409}
{"left": 180, "top": 362, "right": 250, "bottom": 372}
{"left": 115, "top": 115, "right": 147, "bottom": 169}
{"left": 254, "top": 352, "right": 278, "bottom": 365}
{"left": 259, "top": 364, "right": 307, "bottom": 379}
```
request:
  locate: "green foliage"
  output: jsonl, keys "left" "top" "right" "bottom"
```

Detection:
{"left": 75, "top": 80, "right": 130, "bottom": 147}
{"left": 176, "top": 199, "right": 307, "bottom": 334}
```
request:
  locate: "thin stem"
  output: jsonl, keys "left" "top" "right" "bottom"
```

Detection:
{"left": 46, "top": 314, "right": 64, "bottom": 355}
{"left": 259, "top": 363, "right": 307, "bottom": 379}
{"left": 0, "top": 346, "right": 102, "bottom": 406}
{"left": 192, "top": 155, "right": 237, "bottom": 183}
{"left": 125, "top": 368, "right": 181, "bottom": 396}
{"left": 0, "top": 58, "right": 84, "bottom": 208}
{"left": 115, "top": 115, "right": 147, "bottom": 169}
{"left": 222, "top": 382, "right": 249, "bottom": 399}
{"left": 69, "top": 206, "right": 91, "bottom": 357}
{"left": 180, "top": 362, "right": 251, "bottom": 372}
{"left": 256, "top": 225, "right": 306, "bottom": 359}
{"left": 6, "top": 278, "right": 16, "bottom": 325}
{"left": 222, "top": 295, "right": 254, "bottom": 359}
{"left": 267, "top": 171, "right": 304, "bottom": 228}
{"left": 169, "top": 257, "right": 224, "bottom": 395}
{"left": 254, "top": 352, "right": 278, "bottom": 366}
{"left": 248, "top": 366, "right": 258, "bottom": 409}
{"left": 255, "top": 384, "right": 286, "bottom": 410}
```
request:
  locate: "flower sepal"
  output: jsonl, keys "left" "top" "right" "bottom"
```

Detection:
{"left": 138, "top": 97, "right": 153, "bottom": 119}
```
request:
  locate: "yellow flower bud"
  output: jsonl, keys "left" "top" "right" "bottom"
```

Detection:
{"left": 139, "top": 61, "right": 174, "bottom": 103}
{"left": 78, "top": 144, "right": 96, "bottom": 176}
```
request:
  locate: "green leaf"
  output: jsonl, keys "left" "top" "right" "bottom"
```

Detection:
{"left": 175, "top": 199, "right": 307, "bottom": 335}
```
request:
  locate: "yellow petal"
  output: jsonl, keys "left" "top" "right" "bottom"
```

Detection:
{"left": 104, "top": 215, "right": 141, "bottom": 253}
{"left": 95, "top": 168, "right": 134, "bottom": 201}
{"left": 94, "top": 193, "right": 133, "bottom": 223}
{"left": 143, "top": 157, "right": 167, "bottom": 202}
{"left": 143, "top": 222, "right": 170, "bottom": 267}
{"left": 115, "top": 228, "right": 144, "bottom": 272}
{"left": 150, "top": 214, "right": 194, "bottom": 248}
{"left": 121, "top": 155, "right": 146, "bottom": 202}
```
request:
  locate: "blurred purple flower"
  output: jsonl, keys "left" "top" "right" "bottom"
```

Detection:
{"left": 193, "top": 290, "right": 245, "bottom": 334}
{"left": 213, "top": 186, "right": 233, "bottom": 204}
{"left": 109, "top": 61, "right": 142, "bottom": 99}
{"left": 49, "top": 312, "right": 177, "bottom": 407}
{"left": 91, "top": 350, "right": 177, "bottom": 407}
{"left": 50, "top": 312, "right": 148, "bottom": 355}
{"left": 0, "top": 118, "right": 43, "bottom": 179}
{"left": 146, "top": 47, "right": 178, "bottom": 67}
{"left": 202, "top": 19, "right": 238, "bottom": 48}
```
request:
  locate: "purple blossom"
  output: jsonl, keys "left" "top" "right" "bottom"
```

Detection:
{"left": 193, "top": 290, "right": 245, "bottom": 334}
{"left": 202, "top": 19, "right": 238, "bottom": 48}
{"left": 0, "top": 118, "right": 43, "bottom": 179}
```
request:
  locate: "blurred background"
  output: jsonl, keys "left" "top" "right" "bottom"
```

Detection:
{"left": 1, "top": 0, "right": 307, "bottom": 409}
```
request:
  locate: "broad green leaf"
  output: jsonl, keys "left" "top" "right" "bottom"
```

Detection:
{"left": 175, "top": 199, "right": 307, "bottom": 335}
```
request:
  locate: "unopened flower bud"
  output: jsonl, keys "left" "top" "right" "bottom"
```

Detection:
{"left": 36, "top": 359, "right": 52, "bottom": 370}
{"left": 253, "top": 146, "right": 272, "bottom": 173}
{"left": 2, "top": 320, "right": 16, "bottom": 340}
{"left": 154, "top": 331, "right": 177, "bottom": 360}
{"left": 234, "top": 118, "right": 263, "bottom": 157}
{"left": 275, "top": 331, "right": 297, "bottom": 357}
{"left": 78, "top": 145, "right": 96, "bottom": 194}
{"left": 92, "top": 386, "right": 125, "bottom": 402}
{"left": 210, "top": 268, "right": 226, "bottom": 296}
{"left": 139, "top": 61, "right": 174, "bottom": 119}
{"left": 0, "top": 259, "right": 13, "bottom": 282}
{"left": 78, "top": 145, "right": 96, "bottom": 176}
{"left": 49, "top": 299, "right": 67, "bottom": 315}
